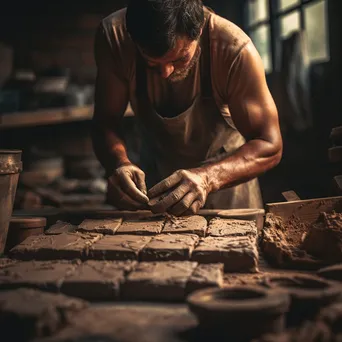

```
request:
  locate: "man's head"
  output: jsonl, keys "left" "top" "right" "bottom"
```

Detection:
{"left": 126, "top": 0, "right": 204, "bottom": 82}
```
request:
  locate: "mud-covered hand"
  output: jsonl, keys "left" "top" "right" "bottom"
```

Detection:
{"left": 148, "top": 169, "right": 210, "bottom": 216}
{"left": 107, "top": 163, "right": 149, "bottom": 210}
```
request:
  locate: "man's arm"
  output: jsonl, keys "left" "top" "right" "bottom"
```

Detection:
{"left": 204, "top": 41, "right": 282, "bottom": 192}
{"left": 92, "top": 25, "right": 149, "bottom": 208}
{"left": 92, "top": 25, "right": 130, "bottom": 174}
{"left": 148, "top": 41, "right": 282, "bottom": 215}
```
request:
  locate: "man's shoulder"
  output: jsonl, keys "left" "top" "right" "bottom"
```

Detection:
{"left": 209, "top": 11, "right": 251, "bottom": 57}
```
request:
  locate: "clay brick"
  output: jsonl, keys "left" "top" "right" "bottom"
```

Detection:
{"left": 89, "top": 235, "right": 152, "bottom": 260}
{"left": 186, "top": 263, "right": 224, "bottom": 294}
{"left": 122, "top": 261, "right": 198, "bottom": 301}
{"left": 0, "top": 260, "right": 78, "bottom": 291}
{"left": 140, "top": 234, "right": 199, "bottom": 261}
{"left": 61, "top": 260, "right": 136, "bottom": 301}
{"left": 207, "top": 218, "right": 258, "bottom": 237}
{"left": 45, "top": 221, "right": 76, "bottom": 235}
{"left": 0, "top": 288, "right": 87, "bottom": 340}
{"left": 192, "top": 236, "right": 259, "bottom": 272}
{"left": 77, "top": 218, "right": 122, "bottom": 235}
{"left": 116, "top": 218, "right": 165, "bottom": 235}
{"left": 162, "top": 215, "right": 208, "bottom": 237}
{"left": 9, "top": 233, "right": 102, "bottom": 260}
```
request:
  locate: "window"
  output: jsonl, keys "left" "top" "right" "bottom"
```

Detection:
{"left": 245, "top": 0, "right": 330, "bottom": 73}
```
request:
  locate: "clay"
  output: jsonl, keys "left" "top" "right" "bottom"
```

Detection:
{"left": 122, "top": 261, "right": 198, "bottom": 301}
{"left": 116, "top": 218, "right": 165, "bottom": 235}
{"left": 45, "top": 221, "right": 76, "bottom": 235}
{"left": 186, "top": 263, "right": 224, "bottom": 294}
{"left": 9, "top": 232, "right": 102, "bottom": 260}
{"left": 77, "top": 218, "right": 122, "bottom": 235}
{"left": 302, "top": 212, "right": 342, "bottom": 263}
{"left": 187, "top": 286, "right": 290, "bottom": 342}
{"left": 0, "top": 260, "right": 79, "bottom": 291}
{"left": 162, "top": 215, "right": 208, "bottom": 237}
{"left": 89, "top": 235, "right": 152, "bottom": 260}
{"left": 61, "top": 260, "right": 136, "bottom": 301}
{"left": 192, "top": 236, "right": 259, "bottom": 272}
{"left": 0, "top": 258, "right": 17, "bottom": 268}
{"left": 261, "top": 213, "right": 323, "bottom": 269}
{"left": 32, "top": 305, "right": 197, "bottom": 342}
{"left": 207, "top": 218, "right": 258, "bottom": 237}
{"left": 263, "top": 274, "right": 342, "bottom": 326}
{"left": 140, "top": 234, "right": 199, "bottom": 261}
{"left": 317, "top": 263, "right": 342, "bottom": 282}
{"left": 0, "top": 288, "right": 87, "bottom": 341}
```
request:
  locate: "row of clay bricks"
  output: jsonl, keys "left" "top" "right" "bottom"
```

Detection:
{"left": 9, "top": 229, "right": 259, "bottom": 272}
{"left": 0, "top": 259, "right": 223, "bottom": 301}
{"left": 48, "top": 216, "right": 258, "bottom": 238}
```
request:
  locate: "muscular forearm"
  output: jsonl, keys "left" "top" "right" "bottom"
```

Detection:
{"left": 92, "top": 119, "right": 131, "bottom": 177}
{"left": 202, "top": 138, "right": 282, "bottom": 192}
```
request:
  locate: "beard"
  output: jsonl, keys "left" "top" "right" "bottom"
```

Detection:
{"left": 168, "top": 44, "right": 201, "bottom": 83}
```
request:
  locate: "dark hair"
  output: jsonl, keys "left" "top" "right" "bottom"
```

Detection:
{"left": 126, "top": 0, "right": 204, "bottom": 57}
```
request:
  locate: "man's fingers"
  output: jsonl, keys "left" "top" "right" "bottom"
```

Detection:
{"left": 119, "top": 171, "right": 149, "bottom": 204}
{"left": 149, "top": 183, "right": 189, "bottom": 213}
{"left": 148, "top": 172, "right": 182, "bottom": 198}
{"left": 134, "top": 172, "right": 147, "bottom": 195}
{"left": 183, "top": 200, "right": 202, "bottom": 216}
{"left": 108, "top": 178, "right": 147, "bottom": 209}
{"left": 168, "top": 192, "right": 197, "bottom": 216}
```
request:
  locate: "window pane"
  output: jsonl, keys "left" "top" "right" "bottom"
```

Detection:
{"left": 280, "top": 10, "right": 300, "bottom": 38}
{"left": 278, "top": 0, "right": 300, "bottom": 12}
{"left": 248, "top": 0, "right": 268, "bottom": 26}
{"left": 304, "top": 0, "right": 329, "bottom": 62}
{"left": 250, "top": 25, "right": 272, "bottom": 73}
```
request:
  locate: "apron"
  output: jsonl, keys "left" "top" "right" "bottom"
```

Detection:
{"left": 131, "top": 11, "right": 263, "bottom": 210}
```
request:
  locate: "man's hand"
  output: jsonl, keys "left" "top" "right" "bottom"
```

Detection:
{"left": 148, "top": 168, "right": 210, "bottom": 216}
{"left": 107, "top": 164, "right": 149, "bottom": 210}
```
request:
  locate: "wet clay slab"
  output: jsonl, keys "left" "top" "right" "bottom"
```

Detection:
{"left": 9, "top": 233, "right": 102, "bottom": 260}
{"left": 207, "top": 218, "right": 258, "bottom": 237}
{"left": 77, "top": 218, "right": 123, "bottom": 235}
{"left": 122, "top": 261, "right": 198, "bottom": 301}
{"left": 302, "top": 212, "right": 342, "bottom": 263}
{"left": 0, "top": 288, "right": 87, "bottom": 341}
{"left": 32, "top": 305, "right": 197, "bottom": 342}
{"left": 192, "top": 236, "right": 259, "bottom": 272}
{"left": 89, "top": 235, "right": 152, "bottom": 260}
{"left": 140, "top": 234, "right": 199, "bottom": 261}
{"left": 61, "top": 260, "right": 136, "bottom": 300}
{"left": 116, "top": 218, "right": 165, "bottom": 235}
{"left": 186, "top": 263, "right": 224, "bottom": 294}
{"left": 0, "top": 260, "right": 78, "bottom": 291}
{"left": 45, "top": 221, "right": 77, "bottom": 235}
{"left": 163, "top": 215, "right": 208, "bottom": 237}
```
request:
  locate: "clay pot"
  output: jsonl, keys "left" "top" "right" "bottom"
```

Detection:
{"left": 317, "top": 264, "right": 342, "bottom": 282}
{"left": 5, "top": 216, "right": 46, "bottom": 252}
{"left": 187, "top": 286, "right": 290, "bottom": 342}
{"left": 262, "top": 274, "right": 342, "bottom": 326}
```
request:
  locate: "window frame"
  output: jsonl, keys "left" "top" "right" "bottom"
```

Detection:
{"left": 245, "top": 0, "right": 329, "bottom": 74}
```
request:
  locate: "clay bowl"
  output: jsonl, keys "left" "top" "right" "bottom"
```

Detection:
{"left": 262, "top": 274, "right": 342, "bottom": 326}
{"left": 317, "top": 264, "right": 342, "bottom": 282}
{"left": 187, "top": 286, "right": 289, "bottom": 342}
{"left": 5, "top": 216, "right": 46, "bottom": 253}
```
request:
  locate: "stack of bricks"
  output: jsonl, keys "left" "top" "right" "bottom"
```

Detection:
{"left": 9, "top": 216, "right": 259, "bottom": 273}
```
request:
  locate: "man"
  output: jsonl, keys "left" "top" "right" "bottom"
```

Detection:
{"left": 92, "top": 0, "right": 282, "bottom": 216}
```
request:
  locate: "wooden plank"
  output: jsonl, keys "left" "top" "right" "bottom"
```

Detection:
{"left": 282, "top": 190, "right": 301, "bottom": 202}
{"left": 0, "top": 103, "right": 134, "bottom": 130}
{"left": 266, "top": 196, "right": 342, "bottom": 223}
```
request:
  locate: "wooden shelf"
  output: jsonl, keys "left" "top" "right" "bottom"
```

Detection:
{"left": 0, "top": 104, "right": 134, "bottom": 130}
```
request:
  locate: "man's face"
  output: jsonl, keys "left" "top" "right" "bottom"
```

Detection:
{"left": 139, "top": 36, "right": 201, "bottom": 82}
